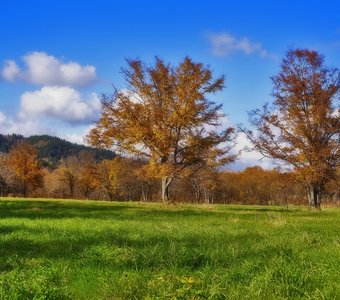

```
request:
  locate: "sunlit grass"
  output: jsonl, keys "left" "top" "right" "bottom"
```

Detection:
{"left": 0, "top": 198, "right": 339, "bottom": 299}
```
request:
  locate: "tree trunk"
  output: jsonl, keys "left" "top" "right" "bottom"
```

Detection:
{"left": 68, "top": 180, "right": 75, "bottom": 197}
{"left": 307, "top": 186, "right": 311, "bottom": 205}
{"left": 141, "top": 183, "right": 150, "bottom": 202}
{"left": 308, "top": 184, "right": 321, "bottom": 209}
{"left": 108, "top": 191, "right": 114, "bottom": 201}
{"left": 22, "top": 181, "right": 28, "bottom": 198}
{"left": 193, "top": 180, "right": 201, "bottom": 204}
{"left": 161, "top": 177, "right": 172, "bottom": 203}
{"left": 203, "top": 188, "right": 210, "bottom": 204}
{"left": 195, "top": 188, "right": 201, "bottom": 204}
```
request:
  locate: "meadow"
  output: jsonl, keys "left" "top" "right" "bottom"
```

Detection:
{"left": 0, "top": 198, "right": 339, "bottom": 299}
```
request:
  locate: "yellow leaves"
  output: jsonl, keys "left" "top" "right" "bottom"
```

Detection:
{"left": 181, "top": 167, "right": 192, "bottom": 178}
{"left": 247, "top": 48, "right": 340, "bottom": 199}
{"left": 79, "top": 164, "right": 101, "bottom": 191}
{"left": 5, "top": 143, "right": 43, "bottom": 194}
{"left": 141, "top": 158, "right": 174, "bottom": 179}
{"left": 297, "top": 152, "right": 307, "bottom": 163}
{"left": 101, "top": 157, "right": 144, "bottom": 198}
{"left": 87, "top": 56, "right": 236, "bottom": 202}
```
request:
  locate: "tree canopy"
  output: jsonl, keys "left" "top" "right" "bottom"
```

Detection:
{"left": 87, "top": 57, "right": 236, "bottom": 202}
{"left": 243, "top": 48, "right": 340, "bottom": 208}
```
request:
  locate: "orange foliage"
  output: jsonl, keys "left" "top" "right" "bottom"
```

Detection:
{"left": 88, "top": 57, "right": 236, "bottom": 202}
{"left": 5, "top": 143, "right": 43, "bottom": 196}
{"left": 243, "top": 49, "right": 340, "bottom": 208}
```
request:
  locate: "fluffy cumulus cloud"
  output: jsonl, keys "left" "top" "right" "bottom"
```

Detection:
{"left": 1, "top": 60, "right": 21, "bottom": 82}
{"left": 207, "top": 32, "right": 270, "bottom": 58}
{"left": 0, "top": 112, "right": 47, "bottom": 136}
{"left": 0, "top": 51, "right": 103, "bottom": 143}
{"left": 1, "top": 52, "right": 96, "bottom": 86}
{"left": 0, "top": 109, "right": 97, "bottom": 143}
{"left": 19, "top": 86, "right": 101, "bottom": 124}
{"left": 231, "top": 132, "right": 274, "bottom": 170}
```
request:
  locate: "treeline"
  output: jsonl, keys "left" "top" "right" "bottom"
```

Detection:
{"left": 0, "top": 143, "right": 339, "bottom": 205}
{"left": 0, "top": 134, "right": 115, "bottom": 167}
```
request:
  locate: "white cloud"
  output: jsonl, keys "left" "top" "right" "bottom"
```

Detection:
{"left": 0, "top": 112, "right": 6, "bottom": 124}
{"left": 120, "top": 89, "right": 144, "bottom": 104}
{"left": 202, "top": 113, "right": 275, "bottom": 170}
{"left": 1, "top": 60, "right": 21, "bottom": 82}
{"left": 61, "top": 125, "right": 95, "bottom": 145}
{"left": 0, "top": 112, "right": 48, "bottom": 136}
{"left": 203, "top": 112, "right": 232, "bottom": 135}
{"left": 207, "top": 32, "right": 270, "bottom": 58}
{"left": 232, "top": 132, "right": 274, "bottom": 169}
{"left": 62, "top": 133, "right": 86, "bottom": 145}
{"left": 0, "top": 108, "right": 99, "bottom": 144}
{"left": 1, "top": 52, "right": 96, "bottom": 87}
{"left": 19, "top": 86, "right": 101, "bottom": 124}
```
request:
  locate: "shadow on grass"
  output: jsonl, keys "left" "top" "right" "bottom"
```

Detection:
{"left": 0, "top": 200, "right": 297, "bottom": 222}
{"left": 0, "top": 200, "right": 131, "bottom": 219}
{"left": 0, "top": 200, "right": 228, "bottom": 222}
{"left": 0, "top": 200, "right": 272, "bottom": 271}
{"left": 0, "top": 224, "right": 25, "bottom": 235}
{"left": 0, "top": 223, "right": 267, "bottom": 272}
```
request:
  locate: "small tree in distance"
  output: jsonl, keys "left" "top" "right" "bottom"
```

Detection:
{"left": 87, "top": 57, "right": 236, "bottom": 203}
{"left": 6, "top": 142, "right": 43, "bottom": 197}
{"left": 243, "top": 49, "right": 340, "bottom": 208}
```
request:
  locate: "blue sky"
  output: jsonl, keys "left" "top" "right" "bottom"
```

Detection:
{"left": 1, "top": 0, "right": 340, "bottom": 168}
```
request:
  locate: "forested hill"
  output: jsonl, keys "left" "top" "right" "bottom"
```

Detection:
{"left": 0, "top": 134, "right": 115, "bottom": 166}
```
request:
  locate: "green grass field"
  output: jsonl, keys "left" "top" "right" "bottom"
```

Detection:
{"left": 0, "top": 198, "right": 339, "bottom": 299}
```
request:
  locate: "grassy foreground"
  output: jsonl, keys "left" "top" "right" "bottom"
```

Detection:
{"left": 0, "top": 199, "right": 339, "bottom": 299}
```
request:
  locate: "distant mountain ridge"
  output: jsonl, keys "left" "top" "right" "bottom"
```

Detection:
{"left": 0, "top": 134, "right": 115, "bottom": 167}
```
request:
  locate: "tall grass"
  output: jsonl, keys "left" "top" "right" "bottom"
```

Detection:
{"left": 0, "top": 198, "right": 339, "bottom": 299}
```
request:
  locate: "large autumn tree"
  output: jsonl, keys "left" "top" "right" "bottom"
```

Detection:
{"left": 243, "top": 49, "right": 340, "bottom": 208}
{"left": 88, "top": 57, "right": 236, "bottom": 202}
